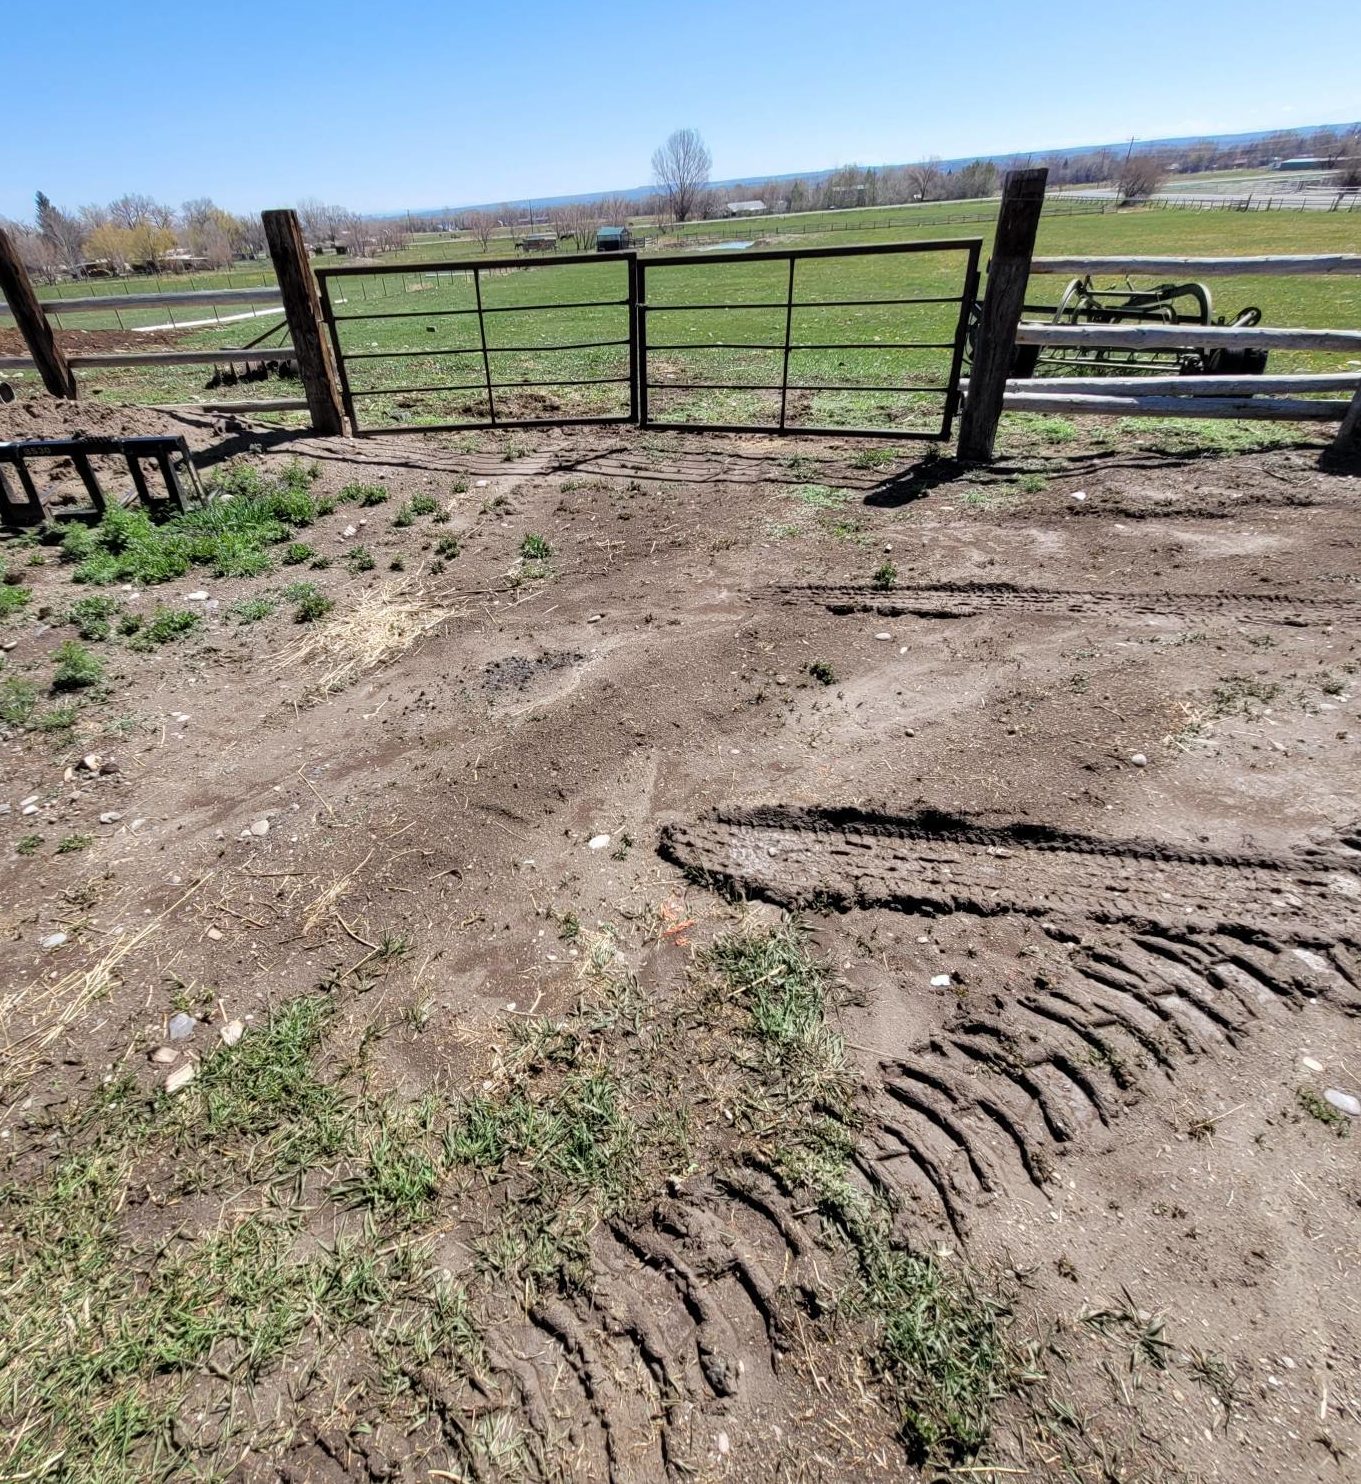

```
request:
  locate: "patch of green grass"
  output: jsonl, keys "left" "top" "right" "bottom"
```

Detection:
{"left": 339, "top": 482, "right": 389, "bottom": 506}
{"left": 16, "top": 833, "right": 43, "bottom": 856}
{"left": 1015, "top": 472, "right": 1048, "bottom": 494}
{"left": 127, "top": 608, "right": 200, "bottom": 651}
{"left": 282, "top": 541, "right": 315, "bottom": 566}
{"left": 409, "top": 493, "right": 438, "bottom": 516}
{"left": 51, "top": 641, "right": 104, "bottom": 691}
{"left": 57, "top": 833, "right": 92, "bottom": 853}
{"left": 0, "top": 580, "right": 31, "bottom": 619}
{"left": 60, "top": 465, "right": 329, "bottom": 587}
{"left": 1297, "top": 1086, "right": 1350, "bottom": 1135}
{"left": 66, "top": 595, "right": 121, "bottom": 640}
{"left": 0, "top": 676, "right": 38, "bottom": 728}
{"left": 288, "top": 584, "right": 334, "bottom": 623}
{"left": 345, "top": 545, "right": 376, "bottom": 573}
{"left": 434, "top": 534, "right": 462, "bottom": 559}
{"left": 808, "top": 659, "right": 838, "bottom": 686}
{"left": 519, "top": 533, "right": 551, "bottom": 561}
{"left": 33, "top": 704, "right": 79, "bottom": 735}
{"left": 230, "top": 595, "right": 278, "bottom": 624}
{"left": 872, "top": 560, "right": 898, "bottom": 590}
{"left": 851, "top": 447, "right": 900, "bottom": 471}
{"left": 791, "top": 483, "right": 852, "bottom": 510}
{"left": 393, "top": 502, "right": 416, "bottom": 528}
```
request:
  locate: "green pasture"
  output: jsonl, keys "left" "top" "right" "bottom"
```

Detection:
{"left": 10, "top": 200, "right": 1359, "bottom": 425}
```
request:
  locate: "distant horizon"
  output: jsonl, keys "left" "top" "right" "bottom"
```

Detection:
{"left": 393, "top": 119, "right": 1361, "bottom": 220}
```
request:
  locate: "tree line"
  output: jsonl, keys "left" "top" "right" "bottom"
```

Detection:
{"left": 0, "top": 193, "right": 411, "bottom": 282}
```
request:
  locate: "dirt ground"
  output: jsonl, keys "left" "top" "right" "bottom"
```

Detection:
{"left": 2, "top": 396, "right": 1360, "bottom": 1482}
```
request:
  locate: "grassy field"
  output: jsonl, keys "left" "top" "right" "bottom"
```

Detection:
{"left": 11, "top": 197, "right": 1359, "bottom": 426}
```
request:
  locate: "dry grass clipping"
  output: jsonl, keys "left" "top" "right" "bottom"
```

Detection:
{"left": 1, "top": 923, "right": 156, "bottom": 1090}
{"left": 278, "top": 579, "right": 460, "bottom": 695}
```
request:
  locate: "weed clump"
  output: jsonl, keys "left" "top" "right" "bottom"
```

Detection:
{"left": 872, "top": 561, "right": 898, "bottom": 591}
{"left": 128, "top": 609, "right": 201, "bottom": 651}
{"left": 52, "top": 641, "right": 103, "bottom": 691}
{"left": 808, "top": 659, "right": 838, "bottom": 686}
{"left": 520, "top": 533, "right": 551, "bottom": 561}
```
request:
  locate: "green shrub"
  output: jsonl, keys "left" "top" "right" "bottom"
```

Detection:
{"left": 409, "top": 494, "right": 438, "bottom": 516}
{"left": 520, "top": 533, "right": 551, "bottom": 560}
{"left": 339, "top": 482, "right": 388, "bottom": 506}
{"left": 52, "top": 641, "right": 104, "bottom": 691}
{"left": 393, "top": 502, "right": 416, "bottom": 528}
{"left": 128, "top": 609, "right": 201, "bottom": 651}
{"left": 0, "top": 676, "right": 38, "bottom": 727}
{"left": 230, "top": 595, "right": 278, "bottom": 624}
{"left": 345, "top": 546, "right": 376, "bottom": 573}
{"left": 282, "top": 542, "right": 315, "bottom": 566}
{"left": 434, "top": 534, "right": 461, "bottom": 559}
{"left": 291, "top": 587, "right": 335, "bottom": 623}
{"left": 0, "top": 582, "right": 31, "bottom": 619}
{"left": 67, "top": 595, "right": 121, "bottom": 640}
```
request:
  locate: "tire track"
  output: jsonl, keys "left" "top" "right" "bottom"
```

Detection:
{"left": 658, "top": 805, "right": 1361, "bottom": 946}
{"left": 773, "top": 580, "right": 1361, "bottom": 626}
{"left": 659, "top": 805, "right": 1361, "bottom": 1241}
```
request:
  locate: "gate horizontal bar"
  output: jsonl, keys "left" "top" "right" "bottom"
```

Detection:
{"left": 357, "top": 414, "right": 634, "bottom": 436}
{"left": 642, "top": 237, "right": 982, "bottom": 267}
{"left": 331, "top": 298, "right": 630, "bottom": 322}
{"left": 340, "top": 338, "right": 630, "bottom": 360}
{"left": 641, "top": 295, "right": 967, "bottom": 311}
{"left": 645, "top": 340, "right": 957, "bottom": 352}
{"left": 350, "top": 375, "right": 632, "bottom": 397}
{"left": 317, "top": 249, "right": 634, "bottom": 277}
{"left": 641, "top": 420, "right": 945, "bottom": 439}
{"left": 647, "top": 382, "right": 952, "bottom": 394}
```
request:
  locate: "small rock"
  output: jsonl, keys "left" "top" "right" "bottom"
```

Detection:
{"left": 165, "top": 1062, "right": 196, "bottom": 1094}
{"left": 220, "top": 1019, "right": 245, "bottom": 1047}
{"left": 717, "top": 1431, "right": 730, "bottom": 1456}
{"left": 185, "top": 590, "right": 209, "bottom": 602}
{"left": 1301, "top": 1055, "right": 1323, "bottom": 1072}
{"left": 1071, "top": 490, "right": 1087, "bottom": 502}
{"left": 774, "top": 674, "right": 789, "bottom": 685}
{"left": 41, "top": 932, "right": 68, "bottom": 951}
{"left": 874, "top": 631, "right": 892, "bottom": 641}
{"left": 20, "top": 795, "right": 39, "bottom": 808}
{"left": 587, "top": 614, "right": 603, "bottom": 624}
{"left": 206, "top": 926, "right": 223, "bottom": 941}
{"left": 930, "top": 973, "right": 952, "bottom": 988}
{"left": 1324, "top": 1088, "right": 1361, "bottom": 1118}
{"left": 150, "top": 1045, "right": 178, "bottom": 1065}
{"left": 1130, "top": 753, "right": 1148, "bottom": 767}
{"left": 168, "top": 1012, "right": 196, "bottom": 1041}
{"left": 588, "top": 834, "right": 611, "bottom": 850}
{"left": 342, "top": 523, "right": 357, "bottom": 538}
{"left": 81, "top": 753, "right": 103, "bottom": 773}
{"left": 905, "top": 727, "right": 916, "bottom": 737}
{"left": 249, "top": 818, "right": 270, "bottom": 836}
{"left": 22, "top": 804, "right": 39, "bottom": 816}
{"left": 99, "top": 811, "right": 122, "bottom": 825}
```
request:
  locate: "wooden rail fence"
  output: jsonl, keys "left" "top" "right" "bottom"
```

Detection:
{"left": 959, "top": 174, "right": 1361, "bottom": 459}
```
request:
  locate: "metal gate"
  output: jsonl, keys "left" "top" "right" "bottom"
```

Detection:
{"left": 315, "top": 252, "right": 638, "bottom": 435}
{"left": 637, "top": 238, "right": 981, "bottom": 438}
{"left": 315, "top": 238, "right": 979, "bottom": 439}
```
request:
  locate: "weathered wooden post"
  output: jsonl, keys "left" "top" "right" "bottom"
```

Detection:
{"left": 0, "top": 225, "right": 77, "bottom": 399}
{"left": 261, "top": 209, "right": 345, "bottom": 435}
{"left": 1336, "top": 387, "right": 1361, "bottom": 453}
{"left": 957, "top": 167, "right": 1048, "bottom": 463}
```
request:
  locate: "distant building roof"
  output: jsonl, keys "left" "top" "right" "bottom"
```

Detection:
{"left": 725, "top": 199, "right": 768, "bottom": 214}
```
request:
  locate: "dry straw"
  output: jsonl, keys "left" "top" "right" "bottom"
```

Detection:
{"left": 277, "top": 579, "right": 460, "bottom": 694}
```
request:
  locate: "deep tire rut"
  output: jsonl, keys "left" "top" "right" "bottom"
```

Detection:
{"left": 775, "top": 580, "right": 1361, "bottom": 625}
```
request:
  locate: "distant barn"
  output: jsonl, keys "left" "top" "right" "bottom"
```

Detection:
{"left": 724, "top": 199, "right": 768, "bottom": 217}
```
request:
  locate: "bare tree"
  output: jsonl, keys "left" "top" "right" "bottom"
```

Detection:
{"left": 465, "top": 210, "right": 498, "bottom": 251}
{"left": 651, "top": 128, "right": 712, "bottom": 223}
{"left": 35, "top": 191, "right": 84, "bottom": 273}
{"left": 1118, "top": 154, "right": 1168, "bottom": 203}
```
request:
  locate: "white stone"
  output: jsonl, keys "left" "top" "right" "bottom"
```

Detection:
{"left": 1130, "top": 753, "right": 1148, "bottom": 767}
{"left": 99, "top": 811, "right": 122, "bottom": 825}
{"left": 165, "top": 1062, "right": 196, "bottom": 1094}
{"left": 185, "top": 591, "right": 209, "bottom": 601}
{"left": 249, "top": 818, "right": 270, "bottom": 836}
{"left": 220, "top": 1020, "right": 245, "bottom": 1047}
{"left": 1071, "top": 490, "right": 1087, "bottom": 501}
{"left": 21, "top": 804, "right": 39, "bottom": 816}
{"left": 41, "top": 932, "right": 68, "bottom": 951}
{"left": 1324, "top": 1088, "right": 1361, "bottom": 1118}
{"left": 930, "top": 973, "right": 952, "bottom": 987}
{"left": 588, "top": 834, "right": 611, "bottom": 850}
{"left": 342, "top": 524, "right": 357, "bottom": 538}
{"left": 1301, "top": 1055, "right": 1323, "bottom": 1073}
{"left": 874, "top": 632, "right": 892, "bottom": 641}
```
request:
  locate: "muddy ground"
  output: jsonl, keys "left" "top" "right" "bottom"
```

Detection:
{"left": 2, "top": 398, "right": 1359, "bottom": 1482}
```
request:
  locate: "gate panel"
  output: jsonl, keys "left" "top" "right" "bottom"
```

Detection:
{"left": 638, "top": 239, "right": 981, "bottom": 438}
{"left": 316, "top": 252, "right": 637, "bottom": 435}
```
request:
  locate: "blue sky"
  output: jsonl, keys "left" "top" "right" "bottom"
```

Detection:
{"left": 5, "top": 0, "right": 1358, "bottom": 221}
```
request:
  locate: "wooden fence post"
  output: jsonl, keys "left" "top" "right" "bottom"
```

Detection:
{"left": 1336, "top": 387, "right": 1361, "bottom": 453}
{"left": 0, "top": 225, "right": 77, "bottom": 399}
{"left": 957, "top": 167, "right": 1048, "bottom": 463}
{"left": 261, "top": 209, "right": 345, "bottom": 436}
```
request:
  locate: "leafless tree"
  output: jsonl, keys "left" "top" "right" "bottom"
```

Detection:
{"left": 35, "top": 192, "right": 85, "bottom": 273}
{"left": 651, "top": 128, "right": 711, "bottom": 223}
{"left": 465, "top": 210, "right": 498, "bottom": 251}
{"left": 1118, "top": 154, "right": 1168, "bottom": 202}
